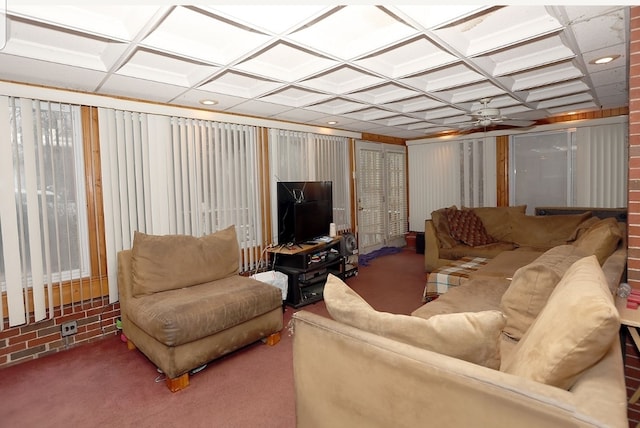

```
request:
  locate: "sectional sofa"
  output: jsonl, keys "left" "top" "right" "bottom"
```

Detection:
{"left": 292, "top": 211, "right": 628, "bottom": 427}
{"left": 425, "top": 205, "right": 604, "bottom": 272}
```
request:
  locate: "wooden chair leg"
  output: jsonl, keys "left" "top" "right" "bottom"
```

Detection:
{"left": 263, "top": 332, "right": 281, "bottom": 346}
{"left": 166, "top": 373, "right": 189, "bottom": 392}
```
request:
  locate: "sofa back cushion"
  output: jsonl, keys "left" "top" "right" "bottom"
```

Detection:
{"left": 500, "top": 245, "right": 587, "bottom": 341}
{"left": 324, "top": 274, "right": 506, "bottom": 369}
{"left": 471, "top": 205, "right": 526, "bottom": 242}
{"left": 500, "top": 256, "right": 619, "bottom": 390}
{"left": 508, "top": 211, "right": 592, "bottom": 248}
{"left": 131, "top": 225, "right": 240, "bottom": 296}
{"left": 572, "top": 217, "right": 623, "bottom": 265}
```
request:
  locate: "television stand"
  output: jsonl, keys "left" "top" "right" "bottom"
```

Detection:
{"left": 268, "top": 238, "right": 344, "bottom": 308}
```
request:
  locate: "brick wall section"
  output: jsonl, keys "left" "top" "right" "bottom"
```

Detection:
{"left": 627, "top": 8, "right": 640, "bottom": 428}
{"left": 630, "top": 7, "right": 640, "bottom": 288}
{"left": 0, "top": 301, "right": 120, "bottom": 368}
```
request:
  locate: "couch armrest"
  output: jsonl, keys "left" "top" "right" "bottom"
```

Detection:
{"left": 117, "top": 249, "right": 134, "bottom": 324}
{"left": 292, "top": 311, "right": 626, "bottom": 428}
{"left": 425, "top": 219, "right": 442, "bottom": 272}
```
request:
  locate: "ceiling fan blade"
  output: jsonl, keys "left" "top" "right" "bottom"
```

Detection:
{"left": 500, "top": 119, "right": 536, "bottom": 127}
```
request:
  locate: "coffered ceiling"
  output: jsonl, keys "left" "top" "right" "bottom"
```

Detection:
{"left": 0, "top": 4, "right": 629, "bottom": 139}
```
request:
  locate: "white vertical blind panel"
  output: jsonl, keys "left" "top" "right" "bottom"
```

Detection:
{"left": 99, "top": 108, "right": 153, "bottom": 302}
{"left": 0, "top": 97, "right": 26, "bottom": 326}
{"left": 19, "top": 99, "right": 46, "bottom": 321}
{"left": 147, "top": 115, "right": 171, "bottom": 234}
{"left": 576, "top": 124, "right": 627, "bottom": 207}
{"left": 408, "top": 142, "right": 460, "bottom": 232}
{"left": 482, "top": 136, "right": 498, "bottom": 206}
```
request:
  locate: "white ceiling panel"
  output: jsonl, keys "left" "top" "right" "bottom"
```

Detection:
{"left": 354, "top": 36, "right": 459, "bottom": 78}
{"left": 299, "top": 66, "right": 385, "bottom": 94}
{"left": 8, "top": 5, "right": 164, "bottom": 40}
{"left": 98, "top": 74, "right": 187, "bottom": 103}
{"left": 234, "top": 41, "right": 338, "bottom": 82}
{"left": 287, "top": 6, "right": 418, "bottom": 60}
{"left": 0, "top": 4, "right": 629, "bottom": 139}
{"left": 142, "top": 6, "right": 272, "bottom": 65}
{"left": 116, "top": 49, "right": 219, "bottom": 87}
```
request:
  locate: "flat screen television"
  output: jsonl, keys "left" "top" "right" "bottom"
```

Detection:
{"left": 277, "top": 181, "right": 333, "bottom": 245}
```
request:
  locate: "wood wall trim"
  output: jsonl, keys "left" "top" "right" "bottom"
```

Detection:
{"left": 361, "top": 133, "right": 406, "bottom": 146}
{"left": 496, "top": 135, "right": 509, "bottom": 207}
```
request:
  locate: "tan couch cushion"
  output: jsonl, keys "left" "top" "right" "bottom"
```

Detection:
{"left": 324, "top": 274, "right": 505, "bottom": 369}
{"left": 572, "top": 217, "right": 623, "bottom": 265}
{"left": 500, "top": 256, "right": 620, "bottom": 390}
{"left": 500, "top": 245, "right": 587, "bottom": 340}
{"left": 127, "top": 275, "right": 281, "bottom": 346}
{"left": 131, "top": 225, "right": 240, "bottom": 296}
{"left": 508, "top": 212, "right": 592, "bottom": 248}
{"left": 446, "top": 209, "right": 497, "bottom": 247}
{"left": 471, "top": 205, "right": 526, "bottom": 242}
{"left": 431, "top": 206, "right": 459, "bottom": 248}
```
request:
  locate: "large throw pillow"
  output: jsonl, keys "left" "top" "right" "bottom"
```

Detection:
{"left": 431, "top": 206, "right": 459, "bottom": 248}
{"left": 323, "top": 274, "right": 505, "bottom": 369}
{"left": 446, "top": 209, "right": 497, "bottom": 247}
{"left": 500, "top": 245, "right": 587, "bottom": 340}
{"left": 572, "top": 217, "right": 622, "bottom": 265}
{"left": 500, "top": 256, "right": 620, "bottom": 390}
{"left": 131, "top": 225, "right": 240, "bottom": 296}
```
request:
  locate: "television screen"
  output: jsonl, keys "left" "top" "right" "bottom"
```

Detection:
{"left": 277, "top": 181, "right": 333, "bottom": 245}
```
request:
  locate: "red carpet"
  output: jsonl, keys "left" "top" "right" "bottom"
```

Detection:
{"left": 0, "top": 249, "right": 425, "bottom": 427}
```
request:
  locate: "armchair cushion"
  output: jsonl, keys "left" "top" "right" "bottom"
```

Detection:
{"left": 131, "top": 225, "right": 239, "bottom": 296}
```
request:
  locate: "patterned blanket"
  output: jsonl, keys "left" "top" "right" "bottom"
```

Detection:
{"left": 423, "top": 257, "right": 490, "bottom": 302}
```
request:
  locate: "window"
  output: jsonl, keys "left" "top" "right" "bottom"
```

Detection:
{"left": 509, "top": 122, "right": 627, "bottom": 213}
{"left": 0, "top": 97, "right": 88, "bottom": 325}
{"left": 269, "top": 129, "right": 351, "bottom": 238}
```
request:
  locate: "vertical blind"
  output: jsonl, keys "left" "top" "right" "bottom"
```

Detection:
{"left": 0, "top": 97, "right": 89, "bottom": 328}
{"left": 408, "top": 136, "right": 496, "bottom": 231}
{"left": 268, "top": 129, "right": 351, "bottom": 239}
{"left": 575, "top": 123, "right": 627, "bottom": 207}
{"left": 99, "top": 109, "right": 263, "bottom": 302}
{"left": 510, "top": 123, "right": 627, "bottom": 211}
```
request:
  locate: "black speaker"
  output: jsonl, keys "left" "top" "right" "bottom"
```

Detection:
{"left": 340, "top": 232, "right": 358, "bottom": 256}
{"left": 340, "top": 233, "right": 359, "bottom": 278}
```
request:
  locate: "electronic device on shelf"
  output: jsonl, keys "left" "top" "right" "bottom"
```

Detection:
{"left": 277, "top": 181, "right": 333, "bottom": 246}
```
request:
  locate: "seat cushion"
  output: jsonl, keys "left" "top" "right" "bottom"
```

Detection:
{"left": 325, "top": 274, "right": 506, "bottom": 369}
{"left": 500, "top": 256, "right": 620, "bottom": 390}
{"left": 126, "top": 275, "right": 281, "bottom": 347}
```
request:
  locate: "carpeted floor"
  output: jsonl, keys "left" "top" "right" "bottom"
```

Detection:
{"left": 0, "top": 248, "right": 426, "bottom": 428}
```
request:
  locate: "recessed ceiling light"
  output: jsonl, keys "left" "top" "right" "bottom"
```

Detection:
{"left": 327, "top": 121, "right": 338, "bottom": 125}
{"left": 590, "top": 55, "right": 620, "bottom": 65}
{"left": 199, "top": 99, "right": 218, "bottom": 106}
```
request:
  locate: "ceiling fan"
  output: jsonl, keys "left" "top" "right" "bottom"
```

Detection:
{"left": 461, "top": 98, "right": 536, "bottom": 130}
